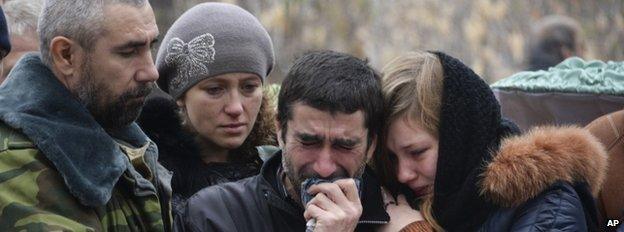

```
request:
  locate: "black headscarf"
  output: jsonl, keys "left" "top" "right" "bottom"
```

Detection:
{"left": 431, "top": 52, "right": 520, "bottom": 231}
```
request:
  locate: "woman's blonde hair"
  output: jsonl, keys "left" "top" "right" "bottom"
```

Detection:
{"left": 378, "top": 51, "right": 444, "bottom": 231}
{"left": 382, "top": 51, "right": 443, "bottom": 137}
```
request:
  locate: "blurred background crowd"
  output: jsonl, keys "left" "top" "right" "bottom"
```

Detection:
{"left": 150, "top": 0, "right": 622, "bottom": 83}
{"left": 2, "top": 0, "right": 623, "bottom": 83}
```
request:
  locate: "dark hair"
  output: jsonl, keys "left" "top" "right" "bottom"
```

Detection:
{"left": 277, "top": 50, "right": 383, "bottom": 147}
{"left": 526, "top": 15, "right": 583, "bottom": 71}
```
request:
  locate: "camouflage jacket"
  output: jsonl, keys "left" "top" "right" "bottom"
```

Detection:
{"left": 0, "top": 53, "right": 172, "bottom": 231}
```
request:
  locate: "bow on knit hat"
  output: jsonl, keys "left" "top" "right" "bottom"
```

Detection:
{"left": 156, "top": 3, "right": 274, "bottom": 99}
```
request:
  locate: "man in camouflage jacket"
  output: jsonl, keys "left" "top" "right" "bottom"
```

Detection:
{"left": 0, "top": 0, "right": 171, "bottom": 231}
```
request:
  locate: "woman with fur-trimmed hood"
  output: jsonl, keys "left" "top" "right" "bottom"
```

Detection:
{"left": 137, "top": 3, "right": 277, "bottom": 215}
{"left": 375, "top": 51, "right": 608, "bottom": 231}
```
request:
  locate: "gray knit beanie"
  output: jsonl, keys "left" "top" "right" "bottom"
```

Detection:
{"left": 156, "top": 2, "right": 274, "bottom": 99}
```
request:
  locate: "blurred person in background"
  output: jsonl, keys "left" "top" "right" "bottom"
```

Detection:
{"left": 1, "top": 0, "right": 42, "bottom": 81}
{"left": 376, "top": 51, "right": 608, "bottom": 231}
{"left": 137, "top": 2, "right": 277, "bottom": 216}
{"left": 526, "top": 15, "right": 585, "bottom": 71}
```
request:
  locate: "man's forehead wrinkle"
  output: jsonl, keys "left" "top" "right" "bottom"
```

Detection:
{"left": 334, "top": 136, "right": 362, "bottom": 143}
{"left": 290, "top": 104, "right": 368, "bottom": 143}
{"left": 293, "top": 121, "right": 365, "bottom": 143}
{"left": 139, "top": 21, "right": 160, "bottom": 39}
{"left": 297, "top": 118, "right": 350, "bottom": 136}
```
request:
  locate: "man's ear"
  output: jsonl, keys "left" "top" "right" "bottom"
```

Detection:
{"left": 275, "top": 119, "right": 284, "bottom": 148}
{"left": 365, "top": 135, "right": 378, "bottom": 163}
{"left": 49, "top": 36, "right": 84, "bottom": 86}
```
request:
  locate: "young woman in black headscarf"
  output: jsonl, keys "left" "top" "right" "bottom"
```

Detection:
{"left": 376, "top": 51, "right": 607, "bottom": 231}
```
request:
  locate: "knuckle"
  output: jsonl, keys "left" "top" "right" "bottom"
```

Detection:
{"left": 336, "top": 211, "right": 347, "bottom": 219}
{"left": 315, "top": 183, "right": 330, "bottom": 192}
{"left": 340, "top": 178, "right": 356, "bottom": 188}
{"left": 315, "top": 193, "right": 327, "bottom": 202}
{"left": 349, "top": 205, "right": 362, "bottom": 215}
{"left": 329, "top": 183, "right": 341, "bottom": 192}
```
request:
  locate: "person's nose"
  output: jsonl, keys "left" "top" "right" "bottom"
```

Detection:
{"left": 312, "top": 146, "right": 337, "bottom": 178}
{"left": 135, "top": 50, "right": 159, "bottom": 83}
{"left": 224, "top": 91, "right": 244, "bottom": 117}
{"left": 396, "top": 159, "right": 417, "bottom": 184}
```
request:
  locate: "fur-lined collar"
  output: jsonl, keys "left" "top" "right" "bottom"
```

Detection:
{"left": 481, "top": 126, "right": 608, "bottom": 207}
{"left": 0, "top": 53, "right": 151, "bottom": 206}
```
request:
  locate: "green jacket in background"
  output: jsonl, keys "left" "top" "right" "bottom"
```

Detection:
{"left": 0, "top": 53, "right": 172, "bottom": 231}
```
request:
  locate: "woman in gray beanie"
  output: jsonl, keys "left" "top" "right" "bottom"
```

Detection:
{"left": 137, "top": 2, "right": 277, "bottom": 215}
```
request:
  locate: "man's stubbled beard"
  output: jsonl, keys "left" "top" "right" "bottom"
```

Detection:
{"left": 281, "top": 144, "right": 368, "bottom": 200}
{"left": 74, "top": 55, "right": 153, "bottom": 130}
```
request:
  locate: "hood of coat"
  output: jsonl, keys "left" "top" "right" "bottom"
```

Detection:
{"left": 480, "top": 126, "right": 608, "bottom": 208}
{"left": 429, "top": 51, "right": 521, "bottom": 231}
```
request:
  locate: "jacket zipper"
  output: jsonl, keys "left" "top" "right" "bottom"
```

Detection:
{"left": 358, "top": 220, "right": 388, "bottom": 225}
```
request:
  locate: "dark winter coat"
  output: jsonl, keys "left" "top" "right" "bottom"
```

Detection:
{"left": 173, "top": 151, "right": 390, "bottom": 232}
{"left": 0, "top": 53, "right": 172, "bottom": 231}
{"left": 478, "top": 126, "right": 607, "bottom": 231}
{"left": 137, "top": 93, "right": 277, "bottom": 215}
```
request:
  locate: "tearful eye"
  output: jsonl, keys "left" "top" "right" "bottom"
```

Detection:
{"left": 300, "top": 141, "right": 316, "bottom": 146}
{"left": 410, "top": 149, "right": 427, "bottom": 156}
{"left": 336, "top": 144, "right": 354, "bottom": 150}
{"left": 298, "top": 139, "right": 320, "bottom": 146}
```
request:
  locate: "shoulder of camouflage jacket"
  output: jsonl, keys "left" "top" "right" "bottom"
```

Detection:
{"left": 0, "top": 122, "right": 102, "bottom": 231}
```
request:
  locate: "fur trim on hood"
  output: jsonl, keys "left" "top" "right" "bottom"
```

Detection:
{"left": 480, "top": 126, "right": 608, "bottom": 207}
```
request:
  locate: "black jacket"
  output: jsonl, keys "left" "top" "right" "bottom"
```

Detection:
{"left": 174, "top": 151, "right": 390, "bottom": 232}
{"left": 473, "top": 126, "right": 607, "bottom": 231}
{"left": 480, "top": 181, "right": 593, "bottom": 231}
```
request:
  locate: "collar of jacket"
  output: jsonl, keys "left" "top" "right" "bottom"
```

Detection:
{"left": 259, "top": 151, "right": 390, "bottom": 225}
{"left": 0, "top": 53, "right": 152, "bottom": 207}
